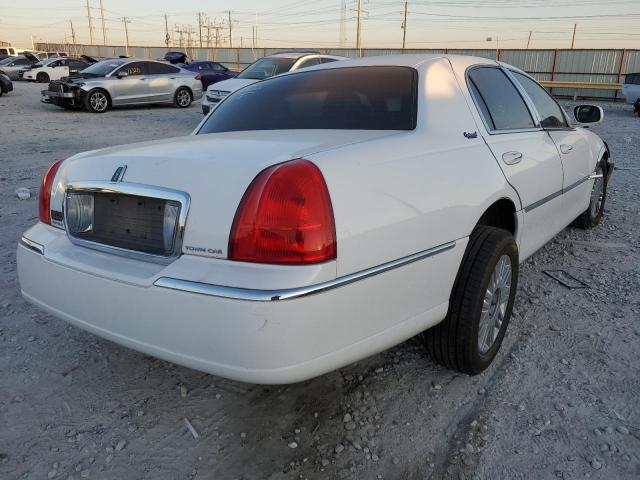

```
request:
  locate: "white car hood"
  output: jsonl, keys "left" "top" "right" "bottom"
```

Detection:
{"left": 206, "top": 78, "right": 258, "bottom": 93}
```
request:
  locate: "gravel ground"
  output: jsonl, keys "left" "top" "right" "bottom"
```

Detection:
{"left": 1, "top": 82, "right": 639, "bottom": 480}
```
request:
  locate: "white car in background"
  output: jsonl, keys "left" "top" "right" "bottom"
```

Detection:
{"left": 621, "top": 72, "right": 640, "bottom": 113}
{"left": 22, "top": 56, "right": 90, "bottom": 83}
{"left": 200, "top": 51, "right": 347, "bottom": 114}
{"left": 18, "top": 54, "right": 611, "bottom": 384}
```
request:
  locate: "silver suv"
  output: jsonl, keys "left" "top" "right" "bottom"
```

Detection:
{"left": 201, "top": 51, "right": 347, "bottom": 114}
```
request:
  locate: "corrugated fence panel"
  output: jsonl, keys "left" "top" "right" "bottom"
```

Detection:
{"left": 499, "top": 50, "right": 555, "bottom": 73}
{"left": 33, "top": 43, "right": 640, "bottom": 99}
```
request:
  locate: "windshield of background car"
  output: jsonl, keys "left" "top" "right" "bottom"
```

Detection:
{"left": 80, "top": 59, "right": 126, "bottom": 76}
{"left": 236, "top": 57, "right": 297, "bottom": 80}
{"left": 198, "top": 66, "right": 418, "bottom": 133}
{"left": 0, "top": 57, "right": 16, "bottom": 65}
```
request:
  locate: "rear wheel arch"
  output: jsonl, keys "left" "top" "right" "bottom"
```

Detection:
{"left": 476, "top": 198, "right": 518, "bottom": 238}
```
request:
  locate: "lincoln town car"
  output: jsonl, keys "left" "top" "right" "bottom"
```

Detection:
{"left": 18, "top": 55, "right": 612, "bottom": 384}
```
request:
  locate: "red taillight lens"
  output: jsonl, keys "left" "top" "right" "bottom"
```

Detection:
{"left": 195, "top": 73, "right": 202, "bottom": 81}
{"left": 229, "top": 159, "right": 337, "bottom": 264}
{"left": 38, "top": 159, "right": 64, "bottom": 225}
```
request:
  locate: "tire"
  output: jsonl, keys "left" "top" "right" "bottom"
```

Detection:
{"left": 174, "top": 87, "right": 192, "bottom": 108}
{"left": 423, "top": 226, "right": 519, "bottom": 375}
{"left": 574, "top": 159, "right": 607, "bottom": 229}
{"left": 36, "top": 72, "right": 49, "bottom": 83}
{"left": 83, "top": 89, "right": 109, "bottom": 113}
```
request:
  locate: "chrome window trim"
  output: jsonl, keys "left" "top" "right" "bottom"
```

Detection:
{"left": 155, "top": 240, "right": 457, "bottom": 302}
{"left": 505, "top": 68, "right": 573, "bottom": 131}
{"left": 465, "top": 64, "right": 542, "bottom": 135}
{"left": 63, "top": 181, "right": 190, "bottom": 265}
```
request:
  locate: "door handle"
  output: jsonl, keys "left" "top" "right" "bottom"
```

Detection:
{"left": 502, "top": 151, "right": 522, "bottom": 165}
{"left": 560, "top": 144, "right": 573, "bottom": 154}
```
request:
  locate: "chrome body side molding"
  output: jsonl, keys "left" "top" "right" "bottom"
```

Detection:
{"left": 20, "top": 236, "right": 45, "bottom": 255}
{"left": 155, "top": 240, "right": 457, "bottom": 302}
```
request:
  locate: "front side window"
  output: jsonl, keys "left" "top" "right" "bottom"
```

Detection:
{"left": 198, "top": 66, "right": 418, "bottom": 134}
{"left": 468, "top": 67, "right": 535, "bottom": 131}
{"left": 236, "top": 57, "right": 297, "bottom": 80}
{"left": 116, "top": 62, "right": 148, "bottom": 76}
{"left": 513, "top": 72, "right": 568, "bottom": 129}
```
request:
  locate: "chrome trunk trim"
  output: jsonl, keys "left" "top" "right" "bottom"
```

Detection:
{"left": 64, "top": 181, "right": 191, "bottom": 265}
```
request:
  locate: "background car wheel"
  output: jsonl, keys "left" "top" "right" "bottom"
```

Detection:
{"left": 423, "top": 226, "right": 518, "bottom": 375}
{"left": 84, "top": 89, "right": 109, "bottom": 113}
{"left": 36, "top": 72, "right": 49, "bottom": 83}
{"left": 574, "top": 159, "right": 608, "bottom": 229}
{"left": 174, "top": 87, "right": 192, "bottom": 108}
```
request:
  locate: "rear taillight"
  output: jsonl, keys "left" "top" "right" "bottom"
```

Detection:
{"left": 229, "top": 159, "right": 336, "bottom": 264}
{"left": 195, "top": 73, "right": 202, "bottom": 81}
{"left": 38, "top": 159, "right": 64, "bottom": 225}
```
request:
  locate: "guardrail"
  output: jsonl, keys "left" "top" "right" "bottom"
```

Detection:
{"left": 539, "top": 80, "right": 622, "bottom": 100}
{"left": 539, "top": 81, "right": 621, "bottom": 90}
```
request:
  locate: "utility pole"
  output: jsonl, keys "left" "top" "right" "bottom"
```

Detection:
{"left": 99, "top": 0, "right": 107, "bottom": 45}
{"left": 123, "top": 17, "right": 130, "bottom": 56}
{"left": 198, "top": 12, "right": 203, "bottom": 48}
{"left": 85, "top": 0, "right": 95, "bottom": 44}
{"left": 401, "top": 1, "right": 408, "bottom": 50}
{"left": 571, "top": 23, "right": 577, "bottom": 49}
{"left": 526, "top": 30, "right": 532, "bottom": 49}
{"left": 164, "top": 14, "right": 170, "bottom": 48}
{"left": 228, "top": 11, "right": 233, "bottom": 48}
{"left": 356, "top": 0, "right": 362, "bottom": 53}
{"left": 69, "top": 19, "right": 78, "bottom": 55}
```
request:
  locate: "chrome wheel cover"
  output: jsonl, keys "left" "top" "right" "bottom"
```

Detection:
{"left": 177, "top": 89, "right": 190, "bottom": 106}
{"left": 590, "top": 165, "right": 604, "bottom": 217}
{"left": 90, "top": 92, "right": 107, "bottom": 112}
{"left": 478, "top": 254, "right": 512, "bottom": 354}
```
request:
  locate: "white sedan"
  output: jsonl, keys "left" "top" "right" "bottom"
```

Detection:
{"left": 18, "top": 54, "right": 612, "bottom": 384}
{"left": 22, "top": 56, "right": 89, "bottom": 83}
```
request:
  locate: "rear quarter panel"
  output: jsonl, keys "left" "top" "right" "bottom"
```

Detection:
{"left": 310, "top": 58, "right": 520, "bottom": 278}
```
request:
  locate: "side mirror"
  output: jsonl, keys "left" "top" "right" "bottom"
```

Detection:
{"left": 116, "top": 71, "right": 129, "bottom": 79}
{"left": 574, "top": 105, "right": 603, "bottom": 125}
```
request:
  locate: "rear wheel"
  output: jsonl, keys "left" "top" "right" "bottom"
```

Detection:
{"left": 423, "top": 226, "right": 518, "bottom": 375}
{"left": 174, "top": 87, "right": 192, "bottom": 108}
{"left": 575, "top": 159, "right": 607, "bottom": 229}
{"left": 84, "top": 89, "right": 109, "bottom": 113}
{"left": 36, "top": 72, "right": 49, "bottom": 83}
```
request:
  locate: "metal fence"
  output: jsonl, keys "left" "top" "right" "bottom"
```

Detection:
{"left": 36, "top": 43, "right": 640, "bottom": 101}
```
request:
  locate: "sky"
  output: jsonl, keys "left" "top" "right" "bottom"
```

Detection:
{"left": 2, "top": 0, "right": 640, "bottom": 51}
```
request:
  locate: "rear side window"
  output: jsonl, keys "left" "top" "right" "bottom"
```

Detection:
{"left": 117, "top": 62, "right": 148, "bottom": 76}
{"left": 297, "top": 57, "right": 321, "bottom": 69}
{"left": 198, "top": 66, "right": 418, "bottom": 133}
{"left": 148, "top": 62, "right": 180, "bottom": 74}
{"left": 468, "top": 67, "right": 535, "bottom": 131}
{"left": 625, "top": 73, "right": 640, "bottom": 85}
{"left": 320, "top": 58, "right": 339, "bottom": 64}
{"left": 512, "top": 72, "right": 567, "bottom": 128}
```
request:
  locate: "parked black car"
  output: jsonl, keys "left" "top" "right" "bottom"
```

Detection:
{"left": 0, "top": 72, "right": 13, "bottom": 96}
{"left": 182, "top": 60, "right": 238, "bottom": 89}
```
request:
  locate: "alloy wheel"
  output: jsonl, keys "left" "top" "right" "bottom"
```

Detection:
{"left": 478, "top": 254, "right": 512, "bottom": 354}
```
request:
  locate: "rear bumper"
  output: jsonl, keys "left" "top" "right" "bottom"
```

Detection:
{"left": 18, "top": 223, "right": 464, "bottom": 384}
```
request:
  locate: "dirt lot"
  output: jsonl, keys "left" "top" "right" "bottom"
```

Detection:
{"left": 1, "top": 81, "right": 639, "bottom": 480}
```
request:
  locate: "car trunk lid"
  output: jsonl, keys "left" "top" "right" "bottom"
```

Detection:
{"left": 51, "top": 130, "right": 400, "bottom": 261}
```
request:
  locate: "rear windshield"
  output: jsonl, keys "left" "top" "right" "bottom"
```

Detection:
{"left": 237, "top": 57, "right": 297, "bottom": 80}
{"left": 198, "top": 66, "right": 418, "bottom": 133}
